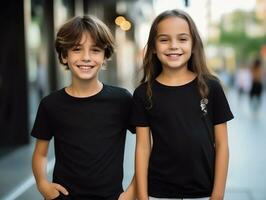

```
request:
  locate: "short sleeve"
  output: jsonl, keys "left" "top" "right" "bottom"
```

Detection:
{"left": 124, "top": 89, "right": 136, "bottom": 134}
{"left": 131, "top": 86, "right": 150, "bottom": 127}
{"left": 31, "top": 100, "right": 53, "bottom": 140}
{"left": 211, "top": 81, "right": 234, "bottom": 125}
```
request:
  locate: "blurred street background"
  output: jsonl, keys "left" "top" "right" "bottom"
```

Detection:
{"left": 0, "top": 0, "right": 266, "bottom": 199}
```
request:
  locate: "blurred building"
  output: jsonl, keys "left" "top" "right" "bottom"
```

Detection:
{"left": 1, "top": 0, "right": 131, "bottom": 156}
{"left": 0, "top": 1, "right": 28, "bottom": 152}
{"left": 1, "top": 0, "right": 193, "bottom": 157}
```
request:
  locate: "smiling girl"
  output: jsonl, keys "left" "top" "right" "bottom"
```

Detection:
{"left": 132, "top": 9, "right": 234, "bottom": 200}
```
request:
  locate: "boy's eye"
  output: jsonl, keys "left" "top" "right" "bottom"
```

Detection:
{"left": 91, "top": 47, "right": 103, "bottom": 53}
{"left": 72, "top": 47, "right": 81, "bottom": 51}
{"left": 92, "top": 48, "right": 101, "bottom": 52}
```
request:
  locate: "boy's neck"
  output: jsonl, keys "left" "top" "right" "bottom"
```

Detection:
{"left": 66, "top": 79, "right": 103, "bottom": 98}
{"left": 157, "top": 68, "right": 196, "bottom": 86}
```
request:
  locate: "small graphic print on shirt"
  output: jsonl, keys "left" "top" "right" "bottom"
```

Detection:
{"left": 200, "top": 98, "right": 208, "bottom": 115}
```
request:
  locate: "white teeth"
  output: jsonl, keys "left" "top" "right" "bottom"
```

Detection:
{"left": 80, "top": 66, "right": 91, "bottom": 69}
{"left": 78, "top": 65, "right": 92, "bottom": 69}
{"left": 77, "top": 65, "right": 93, "bottom": 72}
{"left": 167, "top": 54, "right": 179, "bottom": 57}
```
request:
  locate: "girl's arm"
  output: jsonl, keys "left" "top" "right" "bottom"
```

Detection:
{"left": 32, "top": 139, "right": 68, "bottom": 199}
{"left": 135, "top": 127, "right": 151, "bottom": 200}
{"left": 211, "top": 123, "right": 229, "bottom": 200}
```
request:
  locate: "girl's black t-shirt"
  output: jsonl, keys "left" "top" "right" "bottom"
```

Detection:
{"left": 31, "top": 84, "right": 134, "bottom": 200}
{"left": 131, "top": 77, "right": 234, "bottom": 198}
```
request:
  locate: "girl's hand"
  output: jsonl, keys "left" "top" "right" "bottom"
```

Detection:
{"left": 38, "top": 180, "right": 69, "bottom": 200}
{"left": 210, "top": 194, "right": 224, "bottom": 200}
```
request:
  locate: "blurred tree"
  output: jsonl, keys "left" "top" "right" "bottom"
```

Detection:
{"left": 210, "top": 10, "right": 266, "bottom": 63}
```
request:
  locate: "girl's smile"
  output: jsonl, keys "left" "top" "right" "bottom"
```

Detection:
{"left": 165, "top": 52, "right": 184, "bottom": 60}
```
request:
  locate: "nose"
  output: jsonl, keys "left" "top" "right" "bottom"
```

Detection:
{"left": 81, "top": 49, "right": 91, "bottom": 62}
{"left": 170, "top": 40, "right": 179, "bottom": 50}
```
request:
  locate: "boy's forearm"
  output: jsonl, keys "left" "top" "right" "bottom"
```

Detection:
{"left": 32, "top": 139, "right": 50, "bottom": 186}
{"left": 32, "top": 152, "right": 49, "bottom": 186}
{"left": 124, "top": 176, "right": 136, "bottom": 199}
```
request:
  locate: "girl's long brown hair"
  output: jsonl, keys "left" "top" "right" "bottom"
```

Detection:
{"left": 141, "top": 9, "right": 216, "bottom": 107}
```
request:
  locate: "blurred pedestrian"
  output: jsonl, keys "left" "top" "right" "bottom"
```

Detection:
{"left": 249, "top": 58, "right": 264, "bottom": 114}
{"left": 235, "top": 64, "right": 251, "bottom": 101}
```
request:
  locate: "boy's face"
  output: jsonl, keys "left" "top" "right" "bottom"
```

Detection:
{"left": 62, "top": 32, "right": 105, "bottom": 83}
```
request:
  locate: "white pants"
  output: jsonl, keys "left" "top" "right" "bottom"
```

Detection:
{"left": 149, "top": 197, "right": 209, "bottom": 200}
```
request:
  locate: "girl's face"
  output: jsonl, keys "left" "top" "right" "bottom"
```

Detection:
{"left": 62, "top": 32, "right": 105, "bottom": 83}
{"left": 155, "top": 16, "right": 192, "bottom": 71}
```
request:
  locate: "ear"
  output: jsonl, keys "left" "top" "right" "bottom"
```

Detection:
{"left": 101, "top": 59, "right": 107, "bottom": 70}
{"left": 61, "top": 54, "right": 68, "bottom": 64}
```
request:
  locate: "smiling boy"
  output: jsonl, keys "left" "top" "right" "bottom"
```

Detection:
{"left": 31, "top": 16, "right": 135, "bottom": 200}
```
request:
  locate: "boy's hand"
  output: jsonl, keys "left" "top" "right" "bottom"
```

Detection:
{"left": 118, "top": 192, "right": 126, "bottom": 200}
{"left": 118, "top": 191, "right": 135, "bottom": 200}
{"left": 38, "top": 180, "right": 69, "bottom": 200}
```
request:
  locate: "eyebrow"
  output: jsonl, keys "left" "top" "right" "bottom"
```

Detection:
{"left": 74, "top": 43, "right": 99, "bottom": 47}
{"left": 157, "top": 33, "right": 190, "bottom": 38}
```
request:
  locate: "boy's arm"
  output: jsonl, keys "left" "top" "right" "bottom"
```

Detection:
{"left": 119, "top": 176, "right": 136, "bottom": 200}
{"left": 211, "top": 123, "right": 229, "bottom": 200}
{"left": 32, "top": 139, "right": 68, "bottom": 199}
{"left": 135, "top": 127, "right": 151, "bottom": 200}
{"left": 32, "top": 139, "right": 49, "bottom": 185}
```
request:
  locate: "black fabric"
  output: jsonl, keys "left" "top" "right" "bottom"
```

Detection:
{"left": 51, "top": 193, "right": 72, "bottom": 200}
{"left": 250, "top": 81, "right": 263, "bottom": 97}
{"left": 50, "top": 192, "right": 122, "bottom": 200}
{"left": 131, "top": 77, "right": 234, "bottom": 198}
{"left": 32, "top": 84, "right": 134, "bottom": 199}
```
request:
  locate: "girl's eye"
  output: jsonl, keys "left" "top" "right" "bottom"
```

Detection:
{"left": 159, "top": 38, "right": 168, "bottom": 42}
{"left": 179, "top": 38, "right": 188, "bottom": 42}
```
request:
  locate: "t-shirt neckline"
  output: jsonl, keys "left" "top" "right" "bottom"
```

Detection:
{"left": 62, "top": 83, "right": 105, "bottom": 101}
{"left": 154, "top": 76, "right": 197, "bottom": 89}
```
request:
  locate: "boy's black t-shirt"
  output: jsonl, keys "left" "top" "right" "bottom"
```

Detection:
{"left": 31, "top": 84, "right": 134, "bottom": 200}
{"left": 131, "top": 77, "right": 234, "bottom": 198}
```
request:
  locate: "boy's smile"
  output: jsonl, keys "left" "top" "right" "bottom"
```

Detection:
{"left": 76, "top": 64, "right": 96, "bottom": 73}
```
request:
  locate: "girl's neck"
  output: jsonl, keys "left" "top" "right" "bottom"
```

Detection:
{"left": 157, "top": 68, "right": 196, "bottom": 86}
{"left": 66, "top": 79, "right": 103, "bottom": 98}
